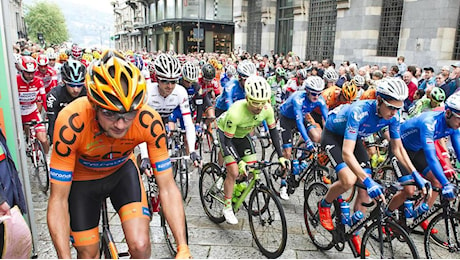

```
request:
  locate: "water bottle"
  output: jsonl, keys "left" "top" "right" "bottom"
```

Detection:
{"left": 404, "top": 200, "right": 414, "bottom": 218}
{"left": 412, "top": 202, "right": 429, "bottom": 218}
{"left": 150, "top": 191, "right": 160, "bottom": 213}
{"left": 350, "top": 210, "right": 364, "bottom": 226}
{"left": 340, "top": 201, "right": 351, "bottom": 225}
{"left": 292, "top": 159, "right": 300, "bottom": 175}
{"left": 299, "top": 161, "right": 309, "bottom": 172}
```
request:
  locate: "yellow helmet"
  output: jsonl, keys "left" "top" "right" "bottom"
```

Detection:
{"left": 342, "top": 81, "right": 358, "bottom": 101}
{"left": 92, "top": 51, "right": 101, "bottom": 60}
{"left": 86, "top": 50, "right": 146, "bottom": 112}
{"left": 59, "top": 53, "right": 68, "bottom": 62}
{"left": 82, "top": 53, "right": 93, "bottom": 62}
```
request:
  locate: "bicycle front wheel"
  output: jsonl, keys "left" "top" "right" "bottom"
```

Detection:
{"left": 199, "top": 162, "right": 225, "bottom": 223}
{"left": 303, "top": 182, "right": 334, "bottom": 250}
{"left": 33, "top": 140, "right": 49, "bottom": 194}
{"left": 424, "top": 211, "right": 460, "bottom": 259}
{"left": 160, "top": 206, "right": 189, "bottom": 256}
{"left": 178, "top": 158, "right": 189, "bottom": 200}
{"left": 361, "top": 219, "right": 419, "bottom": 259}
{"left": 248, "top": 186, "right": 287, "bottom": 258}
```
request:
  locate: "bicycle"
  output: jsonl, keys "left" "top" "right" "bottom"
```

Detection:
{"left": 24, "top": 120, "right": 49, "bottom": 194}
{"left": 169, "top": 128, "right": 189, "bottom": 200}
{"left": 144, "top": 173, "right": 189, "bottom": 257}
{"left": 304, "top": 181, "right": 419, "bottom": 258}
{"left": 99, "top": 199, "right": 130, "bottom": 258}
{"left": 195, "top": 116, "right": 219, "bottom": 163}
{"left": 199, "top": 161, "right": 288, "bottom": 258}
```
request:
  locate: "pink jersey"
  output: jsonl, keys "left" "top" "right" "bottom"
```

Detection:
{"left": 35, "top": 66, "right": 57, "bottom": 94}
{"left": 17, "top": 74, "right": 47, "bottom": 115}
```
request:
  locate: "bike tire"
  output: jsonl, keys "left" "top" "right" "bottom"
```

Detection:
{"left": 303, "top": 182, "right": 334, "bottom": 250}
{"left": 266, "top": 150, "right": 282, "bottom": 196}
{"left": 33, "top": 140, "right": 49, "bottom": 194}
{"left": 199, "top": 162, "right": 225, "bottom": 223}
{"left": 248, "top": 186, "right": 287, "bottom": 258}
{"left": 160, "top": 206, "right": 189, "bottom": 257}
{"left": 361, "top": 219, "right": 419, "bottom": 259}
{"left": 179, "top": 156, "right": 189, "bottom": 200}
{"left": 252, "top": 136, "right": 266, "bottom": 162}
{"left": 424, "top": 211, "right": 460, "bottom": 259}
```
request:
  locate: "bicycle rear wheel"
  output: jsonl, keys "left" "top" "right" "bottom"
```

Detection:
{"left": 424, "top": 211, "right": 460, "bottom": 259}
{"left": 248, "top": 186, "right": 287, "bottom": 258}
{"left": 266, "top": 150, "right": 283, "bottom": 196}
{"left": 33, "top": 140, "right": 49, "bottom": 194}
{"left": 361, "top": 219, "right": 419, "bottom": 259}
{"left": 303, "top": 182, "right": 334, "bottom": 250}
{"left": 160, "top": 206, "right": 189, "bottom": 256}
{"left": 199, "top": 162, "right": 225, "bottom": 223}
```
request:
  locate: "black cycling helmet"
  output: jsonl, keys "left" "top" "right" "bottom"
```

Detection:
{"left": 62, "top": 59, "right": 86, "bottom": 84}
{"left": 202, "top": 63, "right": 216, "bottom": 80}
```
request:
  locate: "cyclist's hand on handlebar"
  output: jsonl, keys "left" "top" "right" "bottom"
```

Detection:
{"left": 176, "top": 244, "right": 192, "bottom": 259}
{"left": 442, "top": 183, "right": 457, "bottom": 201}
{"left": 140, "top": 158, "right": 153, "bottom": 177}
{"left": 305, "top": 140, "right": 315, "bottom": 152}
{"left": 190, "top": 151, "right": 202, "bottom": 168}
{"left": 238, "top": 160, "right": 247, "bottom": 177}
{"left": 363, "top": 177, "right": 386, "bottom": 204}
{"left": 411, "top": 171, "right": 432, "bottom": 199}
{"left": 278, "top": 157, "right": 290, "bottom": 170}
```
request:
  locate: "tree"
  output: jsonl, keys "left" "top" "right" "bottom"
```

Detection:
{"left": 24, "top": 1, "right": 69, "bottom": 46}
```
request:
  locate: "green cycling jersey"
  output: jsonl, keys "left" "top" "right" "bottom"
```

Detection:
{"left": 266, "top": 75, "right": 285, "bottom": 106}
{"left": 217, "top": 99, "right": 276, "bottom": 138}
{"left": 408, "top": 97, "right": 442, "bottom": 118}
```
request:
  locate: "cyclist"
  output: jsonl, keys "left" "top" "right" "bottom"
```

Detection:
{"left": 35, "top": 54, "right": 58, "bottom": 94}
{"left": 318, "top": 77, "right": 431, "bottom": 255}
{"left": 220, "top": 65, "right": 236, "bottom": 91}
{"left": 215, "top": 60, "right": 257, "bottom": 117}
{"left": 133, "top": 55, "right": 150, "bottom": 82}
{"left": 279, "top": 76, "right": 328, "bottom": 200}
{"left": 399, "top": 92, "right": 460, "bottom": 208}
{"left": 217, "top": 75, "right": 288, "bottom": 224}
{"left": 323, "top": 68, "right": 339, "bottom": 89}
{"left": 282, "top": 68, "right": 307, "bottom": 100}
{"left": 47, "top": 50, "right": 190, "bottom": 259}
{"left": 142, "top": 53, "right": 201, "bottom": 167}
{"left": 196, "top": 63, "right": 217, "bottom": 133}
{"left": 408, "top": 87, "right": 445, "bottom": 118}
{"left": 47, "top": 52, "right": 62, "bottom": 84}
{"left": 17, "top": 56, "right": 49, "bottom": 155}
{"left": 266, "top": 67, "right": 286, "bottom": 107}
{"left": 352, "top": 75, "right": 366, "bottom": 100}
{"left": 46, "top": 60, "right": 87, "bottom": 143}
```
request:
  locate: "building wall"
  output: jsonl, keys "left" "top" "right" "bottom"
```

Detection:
{"left": 8, "top": 0, "right": 26, "bottom": 43}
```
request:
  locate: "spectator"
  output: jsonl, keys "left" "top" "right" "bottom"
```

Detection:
{"left": 419, "top": 67, "right": 436, "bottom": 90}
{"left": 397, "top": 56, "right": 407, "bottom": 77}
{"left": 441, "top": 65, "right": 450, "bottom": 78}
{"left": 336, "top": 66, "right": 349, "bottom": 87}
{"left": 389, "top": 65, "right": 400, "bottom": 78}
{"left": 403, "top": 71, "right": 418, "bottom": 109}
{"left": 381, "top": 65, "right": 388, "bottom": 77}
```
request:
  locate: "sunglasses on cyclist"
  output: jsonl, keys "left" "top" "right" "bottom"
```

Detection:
{"left": 248, "top": 99, "right": 267, "bottom": 109}
{"left": 451, "top": 110, "right": 460, "bottom": 118}
{"left": 309, "top": 91, "right": 322, "bottom": 97}
{"left": 66, "top": 82, "right": 85, "bottom": 88}
{"left": 159, "top": 79, "right": 177, "bottom": 84}
{"left": 381, "top": 99, "right": 403, "bottom": 111}
{"left": 99, "top": 108, "right": 138, "bottom": 122}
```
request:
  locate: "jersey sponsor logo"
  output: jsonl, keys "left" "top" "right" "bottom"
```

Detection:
{"left": 426, "top": 138, "right": 434, "bottom": 144}
{"left": 55, "top": 113, "right": 83, "bottom": 157}
{"left": 79, "top": 155, "right": 128, "bottom": 168}
{"left": 47, "top": 94, "right": 56, "bottom": 108}
{"left": 139, "top": 110, "right": 167, "bottom": 149}
{"left": 50, "top": 168, "right": 72, "bottom": 182}
{"left": 347, "top": 126, "right": 357, "bottom": 134}
{"left": 226, "top": 120, "right": 233, "bottom": 129}
{"left": 352, "top": 111, "right": 368, "bottom": 122}
{"left": 425, "top": 121, "right": 436, "bottom": 132}
{"left": 155, "top": 158, "right": 172, "bottom": 172}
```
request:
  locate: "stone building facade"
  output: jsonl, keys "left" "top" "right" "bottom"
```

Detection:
{"left": 113, "top": 0, "right": 460, "bottom": 67}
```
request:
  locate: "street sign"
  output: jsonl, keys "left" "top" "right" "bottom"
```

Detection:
{"left": 193, "top": 28, "right": 204, "bottom": 40}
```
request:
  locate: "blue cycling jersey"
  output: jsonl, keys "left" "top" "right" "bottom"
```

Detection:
{"left": 400, "top": 111, "right": 460, "bottom": 186}
{"left": 220, "top": 74, "right": 231, "bottom": 90}
{"left": 215, "top": 78, "right": 245, "bottom": 111}
{"left": 279, "top": 90, "right": 328, "bottom": 142}
{"left": 325, "top": 99, "right": 401, "bottom": 140}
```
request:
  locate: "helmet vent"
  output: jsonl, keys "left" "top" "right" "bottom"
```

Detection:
{"left": 105, "top": 92, "right": 124, "bottom": 112}
{"left": 95, "top": 72, "right": 108, "bottom": 86}
{"left": 90, "top": 89, "right": 107, "bottom": 106}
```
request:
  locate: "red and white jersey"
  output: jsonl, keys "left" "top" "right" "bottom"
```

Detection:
{"left": 284, "top": 77, "right": 303, "bottom": 93}
{"left": 35, "top": 66, "right": 58, "bottom": 94}
{"left": 17, "top": 74, "right": 46, "bottom": 115}
{"left": 198, "top": 77, "right": 221, "bottom": 96}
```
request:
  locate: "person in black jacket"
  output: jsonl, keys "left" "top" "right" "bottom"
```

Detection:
{"left": 46, "top": 60, "right": 86, "bottom": 142}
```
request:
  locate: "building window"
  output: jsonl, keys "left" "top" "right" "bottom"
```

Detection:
{"left": 276, "top": 0, "right": 294, "bottom": 55}
{"left": 454, "top": 7, "right": 460, "bottom": 60}
{"left": 377, "top": 0, "right": 404, "bottom": 57}
{"left": 247, "top": 0, "right": 262, "bottom": 54}
{"left": 306, "top": 0, "right": 337, "bottom": 61}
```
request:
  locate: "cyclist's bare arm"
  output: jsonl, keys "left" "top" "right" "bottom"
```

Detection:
{"left": 47, "top": 183, "right": 72, "bottom": 259}
{"left": 342, "top": 139, "right": 368, "bottom": 182}
{"left": 155, "top": 170, "right": 188, "bottom": 246}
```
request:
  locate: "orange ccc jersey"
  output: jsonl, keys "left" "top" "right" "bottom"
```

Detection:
{"left": 49, "top": 97, "right": 171, "bottom": 184}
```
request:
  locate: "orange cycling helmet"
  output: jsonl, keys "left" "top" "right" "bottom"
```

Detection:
{"left": 341, "top": 81, "right": 358, "bottom": 101}
{"left": 86, "top": 50, "right": 147, "bottom": 113}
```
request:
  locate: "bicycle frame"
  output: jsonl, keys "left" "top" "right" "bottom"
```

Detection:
{"left": 232, "top": 169, "right": 260, "bottom": 213}
{"left": 100, "top": 200, "right": 129, "bottom": 258}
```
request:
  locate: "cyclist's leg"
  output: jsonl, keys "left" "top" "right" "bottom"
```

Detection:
{"left": 305, "top": 113, "right": 322, "bottom": 143}
{"left": 280, "top": 115, "right": 295, "bottom": 160}
{"left": 351, "top": 141, "right": 372, "bottom": 214}
{"left": 110, "top": 160, "right": 151, "bottom": 258}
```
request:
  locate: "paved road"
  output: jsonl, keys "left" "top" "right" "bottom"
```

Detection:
{"left": 28, "top": 145, "right": 436, "bottom": 259}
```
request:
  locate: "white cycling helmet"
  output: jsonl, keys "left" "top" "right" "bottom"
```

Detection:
{"left": 47, "top": 52, "right": 58, "bottom": 60}
{"left": 353, "top": 75, "right": 366, "bottom": 87}
{"left": 182, "top": 62, "right": 199, "bottom": 83}
{"left": 225, "top": 65, "right": 237, "bottom": 77}
{"left": 323, "top": 69, "right": 339, "bottom": 82}
{"left": 376, "top": 77, "right": 408, "bottom": 101}
{"left": 153, "top": 53, "right": 181, "bottom": 80}
{"left": 244, "top": 75, "right": 271, "bottom": 102}
{"left": 445, "top": 92, "right": 460, "bottom": 113}
{"left": 237, "top": 60, "right": 257, "bottom": 78}
{"left": 296, "top": 69, "right": 308, "bottom": 80}
{"left": 304, "top": 76, "right": 325, "bottom": 92}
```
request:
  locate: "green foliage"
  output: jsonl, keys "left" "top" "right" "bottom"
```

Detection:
{"left": 24, "top": 0, "right": 69, "bottom": 46}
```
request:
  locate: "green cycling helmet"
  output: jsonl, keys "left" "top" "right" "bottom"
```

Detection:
{"left": 430, "top": 87, "right": 445, "bottom": 103}
{"left": 275, "top": 67, "right": 286, "bottom": 77}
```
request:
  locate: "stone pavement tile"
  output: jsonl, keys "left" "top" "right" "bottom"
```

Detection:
{"left": 287, "top": 232, "right": 317, "bottom": 251}
{"left": 188, "top": 227, "right": 254, "bottom": 247}
{"left": 207, "top": 245, "right": 266, "bottom": 259}
{"left": 297, "top": 249, "right": 354, "bottom": 259}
